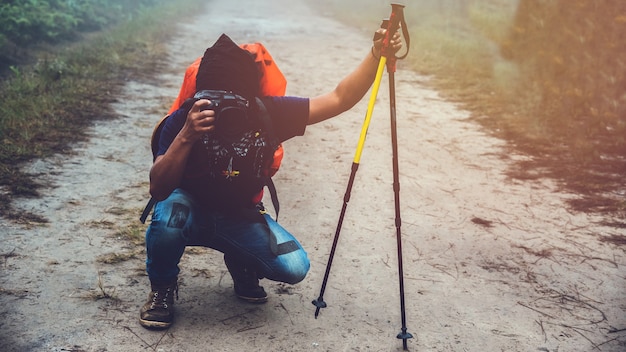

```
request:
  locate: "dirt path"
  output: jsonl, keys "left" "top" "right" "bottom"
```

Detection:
{"left": 1, "top": 0, "right": 624, "bottom": 351}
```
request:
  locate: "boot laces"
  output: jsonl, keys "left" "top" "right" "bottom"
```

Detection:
{"left": 150, "top": 284, "right": 178, "bottom": 310}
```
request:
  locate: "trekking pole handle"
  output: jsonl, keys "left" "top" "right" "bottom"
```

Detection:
{"left": 374, "top": 4, "right": 410, "bottom": 62}
{"left": 381, "top": 3, "right": 405, "bottom": 58}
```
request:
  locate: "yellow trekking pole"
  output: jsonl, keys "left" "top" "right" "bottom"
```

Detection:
{"left": 353, "top": 57, "right": 387, "bottom": 164}
{"left": 311, "top": 39, "right": 386, "bottom": 318}
{"left": 313, "top": 3, "right": 412, "bottom": 349}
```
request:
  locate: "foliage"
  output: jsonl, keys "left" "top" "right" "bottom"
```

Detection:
{"left": 497, "top": 0, "right": 625, "bottom": 213}
{"left": 0, "top": 0, "right": 204, "bottom": 221}
{"left": 0, "top": 0, "right": 165, "bottom": 68}
{"left": 502, "top": 0, "right": 625, "bottom": 154}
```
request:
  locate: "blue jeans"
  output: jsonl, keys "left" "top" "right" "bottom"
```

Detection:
{"left": 145, "top": 189, "right": 310, "bottom": 285}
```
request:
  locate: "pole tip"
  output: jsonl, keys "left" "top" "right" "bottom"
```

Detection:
{"left": 312, "top": 298, "right": 327, "bottom": 318}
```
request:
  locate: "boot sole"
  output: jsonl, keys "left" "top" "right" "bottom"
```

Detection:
{"left": 236, "top": 294, "right": 268, "bottom": 303}
{"left": 139, "top": 318, "right": 172, "bottom": 329}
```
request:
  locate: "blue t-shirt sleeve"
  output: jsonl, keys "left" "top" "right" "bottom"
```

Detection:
{"left": 265, "top": 96, "right": 309, "bottom": 142}
{"left": 156, "top": 108, "right": 186, "bottom": 157}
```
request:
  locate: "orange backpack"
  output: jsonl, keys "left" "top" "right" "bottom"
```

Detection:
{"left": 140, "top": 43, "right": 287, "bottom": 223}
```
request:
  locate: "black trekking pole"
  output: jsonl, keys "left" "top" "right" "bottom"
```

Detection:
{"left": 382, "top": 5, "right": 413, "bottom": 350}
{"left": 312, "top": 3, "right": 412, "bottom": 350}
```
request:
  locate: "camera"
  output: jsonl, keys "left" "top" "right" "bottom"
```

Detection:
{"left": 194, "top": 89, "right": 251, "bottom": 144}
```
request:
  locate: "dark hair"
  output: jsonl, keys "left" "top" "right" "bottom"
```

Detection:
{"left": 196, "top": 34, "right": 260, "bottom": 101}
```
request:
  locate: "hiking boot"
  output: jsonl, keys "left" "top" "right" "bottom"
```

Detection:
{"left": 139, "top": 279, "right": 178, "bottom": 329}
{"left": 224, "top": 255, "right": 267, "bottom": 303}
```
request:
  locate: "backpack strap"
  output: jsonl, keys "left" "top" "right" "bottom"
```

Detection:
{"left": 140, "top": 197, "right": 156, "bottom": 224}
{"left": 256, "top": 97, "right": 281, "bottom": 219}
{"left": 140, "top": 113, "right": 171, "bottom": 223}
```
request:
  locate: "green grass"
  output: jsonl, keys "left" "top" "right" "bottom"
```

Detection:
{"left": 0, "top": 0, "right": 205, "bottom": 222}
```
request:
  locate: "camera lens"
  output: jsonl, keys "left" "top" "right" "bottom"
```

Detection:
{"left": 215, "top": 106, "right": 248, "bottom": 143}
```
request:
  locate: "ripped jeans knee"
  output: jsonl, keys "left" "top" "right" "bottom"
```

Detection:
{"left": 145, "top": 189, "right": 196, "bottom": 283}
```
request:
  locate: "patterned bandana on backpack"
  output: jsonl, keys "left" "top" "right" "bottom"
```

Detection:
{"left": 140, "top": 39, "right": 286, "bottom": 223}
{"left": 175, "top": 90, "right": 279, "bottom": 210}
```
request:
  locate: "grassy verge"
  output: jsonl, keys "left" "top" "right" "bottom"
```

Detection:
{"left": 0, "top": 0, "right": 205, "bottom": 222}
{"left": 306, "top": 0, "right": 625, "bottom": 223}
